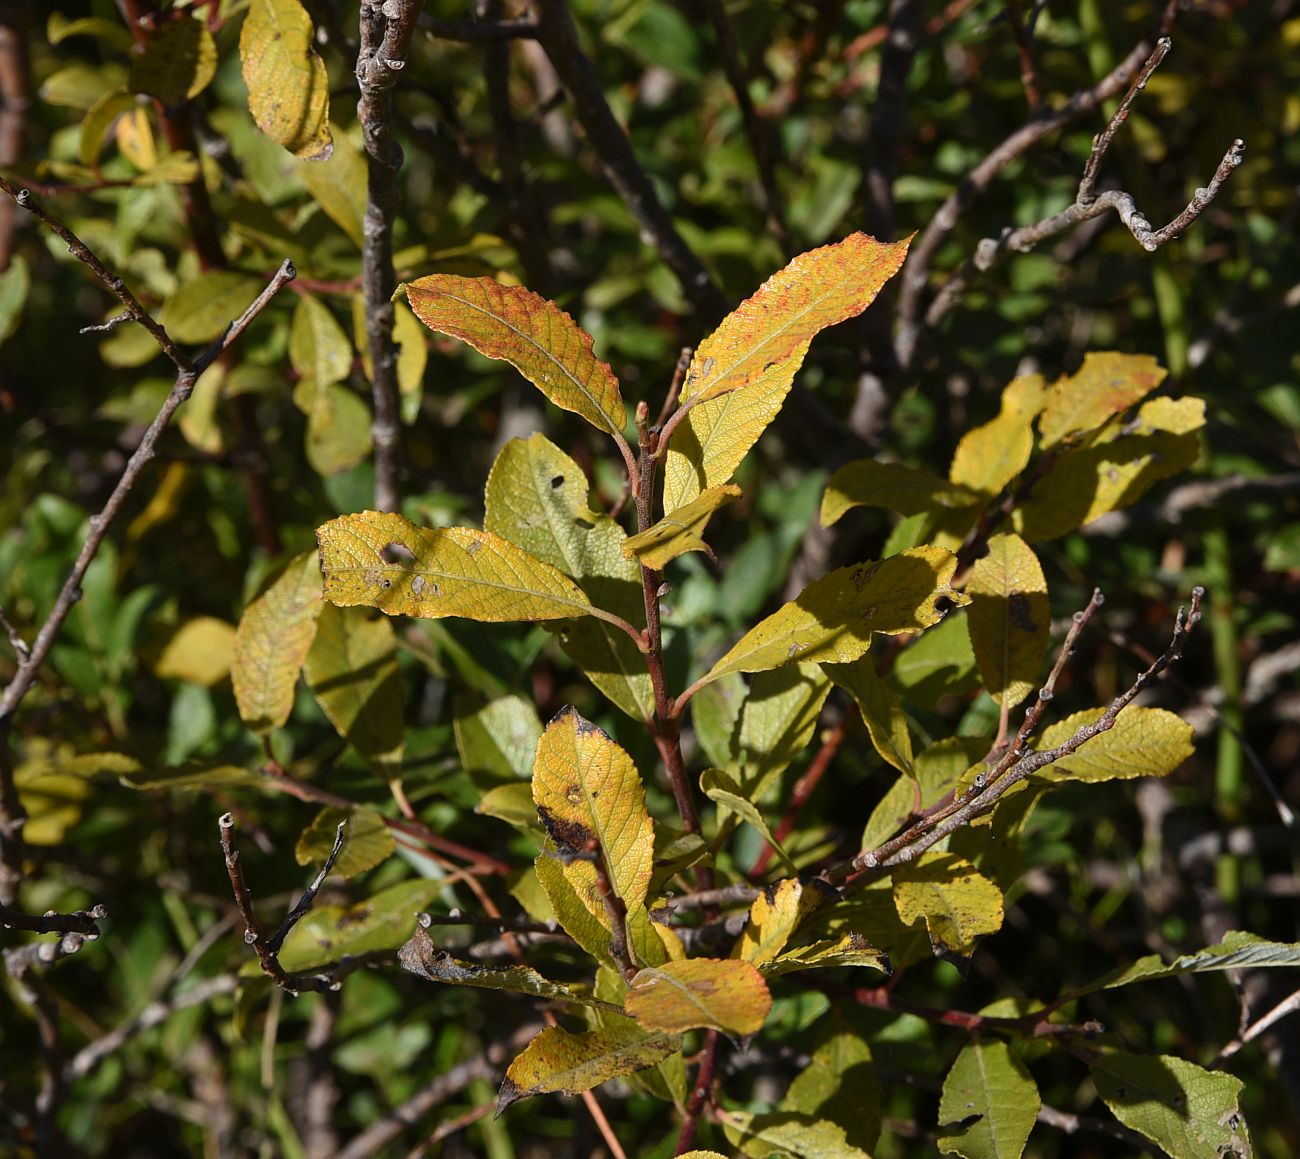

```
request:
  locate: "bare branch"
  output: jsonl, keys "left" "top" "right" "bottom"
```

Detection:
{"left": 357, "top": 0, "right": 421, "bottom": 513}
{"left": 532, "top": 0, "right": 728, "bottom": 319}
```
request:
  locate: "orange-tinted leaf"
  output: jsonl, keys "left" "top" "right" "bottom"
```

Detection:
{"left": 405, "top": 276, "right": 625, "bottom": 440}
{"left": 663, "top": 232, "right": 910, "bottom": 512}
{"left": 1037, "top": 353, "right": 1166, "bottom": 449}
{"left": 625, "top": 958, "right": 772, "bottom": 1036}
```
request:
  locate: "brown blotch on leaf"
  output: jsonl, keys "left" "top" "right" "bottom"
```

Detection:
{"left": 536, "top": 805, "right": 598, "bottom": 860}
{"left": 1009, "top": 592, "right": 1038, "bottom": 633}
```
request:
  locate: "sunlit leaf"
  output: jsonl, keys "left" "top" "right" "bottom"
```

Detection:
{"left": 303, "top": 605, "right": 405, "bottom": 778}
{"left": 892, "top": 852, "right": 1004, "bottom": 957}
{"left": 938, "top": 1039, "right": 1039, "bottom": 1159}
{"left": 406, "top": 276, "right": 626, "bottom": 441}
{"left": 278, "top": 880, "right": 443, "bottom": 972}
{"left": 152, "top": 616, "right": 236, "bottom": 687}
{"left": 455, "top": 693, "right": 544, "bottom": 782}
{"left": 1034, "top": 706, "right": 1194, "bottom": 782}
{"left": 298, "top": 129, "right": 365, "bottom": 245}
{"left": 317, "top": 511, "right": 600, "bottom": 624}
{"left": 294, "top": 805, "right": 394, "bottom": 877}
{"left": 1084, "top": 930, "right": 1300, "bottom": 995}
{"left": 240, "top": 0, "right": 332, "bottom": 160}
{"left": 822, "top": 459, "right": 978, "bottom": 527}
{"left": 949, "top": 374, "right": 1046, "bottom": 495}
{"left": 484, "top": 435, "right": 651, "bottom": 719}
{"left": 496, "top": 1025, "right": 679, "bottom": 1115}
{"left": 702, "top": 547, "right": 964, "bottom": 685}
{"left": 664, "top": 233, "right": 911, "bottom": 512}
{"left": 1090, "top": 1050, "right": 1251, "bottom": 1159}
{"left": 764, "top": 932, "right": 888, "bottom": 978}
{"left": 625, "top": 958, "right": 772, "bottom": 1036}
{"left": 231, "top": 551, "right": 323, "bottom": 735}
{"left": 623, "top": 484, "right": 741, "bottom": 568}
{"left": 965, "top": 534, "right": 1049, "bottom": 709}
{"left": 532, "top": 707, "right": 654, "bottom": 920}
{"left": 1037, "top": 352, "right": 1166, "bottom": 449}
{"left": 732, "top": 878, "right": 812, "bottom": 966}
{"left": 735, "top": 663, "right": 832, "bottom": 800}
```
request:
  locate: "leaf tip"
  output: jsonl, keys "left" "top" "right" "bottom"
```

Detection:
{"left": 494, "top": 1076, "right": 523, "bottom": 1118}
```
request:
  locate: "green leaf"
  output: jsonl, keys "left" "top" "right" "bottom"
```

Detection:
{"left": 290, "top": 294, "right": 353, "bottom": 388}
{"left": 949, "top": 374, "right": 1046, "bottom": 495}
{"left": 231, "top": 551, "right": 324, "bottom": 735}
{"left": 484, "top": 434, "right": 651, "bottom": 719}
{"left": 1034, "top": 706, "right": 1194, "bottom": 782}
{"left": 162, "top": 272, "right": 265, "bottom": 344}
{"left": 303, "top": 605, "right": 405, "bottom": 778}
{"left": 700, "top": 767, "right": 796, "bottom": 876}
{"left": 938, "top": 1040, "right": 1039, "bottom": 1159}
{"left": 304, "top": 383, "right": 373, "bottom": 477}
{"left": 702, "top": 547, "right": 964, "bottom": 685}
{"left": 48, "top": 13, "right": 135, "bottom": 52}
{"left": 1083, "top": 930, "right": 1300, "bottom": 996}
{"left": 1090, "top": 1050, "right": 1251, "bottom": 1159}
{"left": 691, "top": 673, "right": 746, "bottom": 768}
{"left": 826, "top": 658, "right": 914, "bottom": 775}
{"left": 277, "top": 879, "right": 443, "bottom": 972}
{"left": 625, "top": 958, "right": 772, "bottom": 1036}
{"left": 889, "top": 612, "right": 978, "bottom": 708}
{"left": 663, "top": 232, "right": 911, "bottom": 512}
{"left": 317, "top": 511, "right": 601, "bottom": 624}
{"left": 294, "top": 805, "right": 394, "bottom": 877}
{"left": 764, "top": 932, "right": 888, "bottom": 978}
{"left": 406, "top": 276, "right": 626, "bottom": 442}
{"left": 623, "top": 484, "right": 741, "bottom": 568}
{"left": 78, "top": 89, "right": 137, "bottom": 168}
{"left": 965, "top": 533, "right": 1049, "bottom": 709}
{"left": 719, "top": 1110, "right": 873, "bottom": 1159}
{"left": 398, "top": 925, "right": 618, "bottom": 1011}
{"left": 892, "top": 852, "right": 1004, "bottom": 957}
{"left": 532, "top": 707, "right": 654, "bottom": 922}
{"left": 782, "top": 1013, "right": 880, "bottom": 1152}
{"left": 119, "top": 761, "right": 263, "bottom": 791}
{"left": 240, "top": 0, "right": 332, "bottom": 161}
{"left": 736, "top": 663, "right": 832, "bottom": 800}
{"left": 455, "top": 693, "right": 543, "bottom": 782}
{"left": 128, "top": 15, "right": 217, "bottom": 106}
{"left": 496, "top": 1025, "right": 680, "bottom": 1115}
{"left": 1037, "top": 352, "right": 1166, "bottom": 449}
{"left": 298, "top": 129, "right": 365, "bottom": 245}
{"left": 476, "top": 782, "right": 540, "bottom": 831}
{"left": 821, "top": 459, "right": 979, "bottom": 527}
{"left": 0, "top": 253, "right": 28, "bottom": 346}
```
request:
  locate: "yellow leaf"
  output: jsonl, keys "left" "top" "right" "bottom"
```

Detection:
{"left": 822, "top": 459, "right": 979, "bottom": 527}
{"left": 1037, "top": 352, "right": 1166, "bottom": 449}
{"left": 764, "top": 932, "right": 888, "bottom": 978}
{"left": 719, "top": 1111, "right": 874, "bottom": 1159}
{"left": 406, "top": 276, "right": 626, "bottom": 442}
{"left": 240, "top": 0, "right": 332, "bottom": 161}
{"left": 484, "top": 435, "right": 651, "bottom": 720}
{"left": 80, "top": 89, "right": 137, "bottom": 168}
{"left": 965, "top": 533, "right": 1049, "bottom": 708}
{"left": 532, "top": 707, "right": 654, "bottom": 919}
{"left": 702, "top": 546, "right": 965, "bottom": 685}
{"left": 949, "top": 374, "right": 1046, "bottom": 495}
{"left": 153, "top": 616, "right": 236, "bottom": 687}
{"left": 892, "top": 852, "right": 1004, "bottom": 957}
{"left": 128, "top": 15, "right": 217, "bottom": 107}
{"left": 625, "top": 958, "right": 772, "bottom": 1036}
{"left": 664, "top": 232, "right": 911, "bottom": 512}
{"left": 733, "top": 878, "right": 811, "bottom": 967}
{"left": 496, "top": 1025, "right": 679, "bottom": 1115}
{"left": 231, "top": 551, "right": 324, "bottom": 735}
{"left": 623, "top": 484, "right": 741, "bottom": 569}
{"left": 1034, "top": 706, "right": 1194, "bottom": 782}
{"left": 303, "top": 605, "right": 404, "bottom": 778}
{"left": 317, "top": 511, "right": 600, "bottom": 624}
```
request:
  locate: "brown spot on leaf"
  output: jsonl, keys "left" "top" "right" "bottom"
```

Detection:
{"left": 537, "top": 805, "right": 597, "bottom": 858}
{"left": 337, "top": 904, "right": 373, "bottom": 929}
{"left": 1009, "top": 592, "right": 1038, "bottom": 633}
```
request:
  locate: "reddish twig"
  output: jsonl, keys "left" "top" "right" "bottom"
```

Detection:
{"left": 675, "top": 1030, "right": 720, "bottom": 1154}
